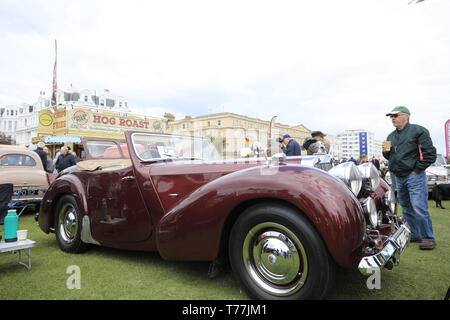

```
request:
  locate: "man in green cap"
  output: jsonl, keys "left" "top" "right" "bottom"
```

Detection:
{"left": 383, "top": 106, "right": 437, "bottom": 250}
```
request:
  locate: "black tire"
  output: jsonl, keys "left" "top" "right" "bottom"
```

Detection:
{"left": 54, "top": 195, "right": 89, "bottom": 253}
{"left": 228, "top": 203, "right": 335, "bottom": 300}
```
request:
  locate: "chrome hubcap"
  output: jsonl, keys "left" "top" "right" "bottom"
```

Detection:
{"left": 58, "top": 203, "right": 78, "bottom": 243}
{"left": 243, "top": 222, "right": 308, "bottom": 297}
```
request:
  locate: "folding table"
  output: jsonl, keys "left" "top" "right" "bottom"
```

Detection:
{"left": 0, "top": 239, "right": 36, "bottom": 270}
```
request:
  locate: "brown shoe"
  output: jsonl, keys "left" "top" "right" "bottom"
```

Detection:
{"left": 410, "top": 237, "right": 421, "bottom": 243}
{"left": 419, "top": 240, "right": 437, "bottom": 250}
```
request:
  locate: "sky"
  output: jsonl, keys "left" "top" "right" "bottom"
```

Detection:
{"left": 1, "top": 0, "right": 449, "bottom": 154}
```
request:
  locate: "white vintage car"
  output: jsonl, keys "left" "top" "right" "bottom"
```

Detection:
{"left": 0, "top": 146, "right": 57, "bottom": 211}
{"left": 425, "top": 154, "right": 449, "bottom": 190}
{"left": 385, "top": 153, "right": 449, "bottom": 192}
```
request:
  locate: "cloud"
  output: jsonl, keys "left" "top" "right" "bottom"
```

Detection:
{"left": 1, "top": 0, "right": 449, "bottom": 154}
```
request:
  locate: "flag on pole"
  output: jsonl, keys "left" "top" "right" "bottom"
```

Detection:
{"left": 269, "top": 116, "right": 277, "bottom": 138}
{"left": 51, "top": 40, "right": 58, "bottom": 107}
{"left": 445, "top": 119, "right": 450, "bottom": 161}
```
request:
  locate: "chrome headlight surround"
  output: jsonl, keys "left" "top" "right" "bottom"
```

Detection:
{"left": 384, "top": 171, "right": 392, "bottom": 185}
{"left": 383, "top": 188, "right": 396, "bottom": 214}
{"left": 357, "top": 162, "right": 380, "bottom": 192}
{"left": 362, "top": 197, "right": 378, "bottom": 227}
{"left": 328, "top": 162, "right": 363, "bottom": 196}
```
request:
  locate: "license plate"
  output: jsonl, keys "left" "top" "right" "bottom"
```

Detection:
{"left": 394, "top": 226, "right": 409, "bottom": 251}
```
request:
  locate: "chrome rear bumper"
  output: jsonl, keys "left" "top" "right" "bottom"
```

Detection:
{"left": 358, "top": 224, "right": 410, "bottom": 276}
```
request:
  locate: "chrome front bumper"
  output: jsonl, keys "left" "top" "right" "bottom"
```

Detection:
{"left": 358, "top": 224, "right": 411, "bottom": 276}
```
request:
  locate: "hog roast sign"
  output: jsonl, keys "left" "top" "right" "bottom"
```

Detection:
{"left": 68, "top": 109, "right": 163, "bottom": 134}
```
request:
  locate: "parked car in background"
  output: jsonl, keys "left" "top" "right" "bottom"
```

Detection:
{"left": 385, "top": 153, "right": 449, "bottom": 193}
{"left": 0, "top": 146, "right": 57, "bottom": 212}
{"left": 425, "top": 153, "right": 449, "bottom": 191}
{"left": 38, "top": 132, "right": 409, "bottom": 300}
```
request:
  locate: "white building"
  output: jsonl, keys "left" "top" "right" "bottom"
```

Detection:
{"left": 0, "top": 86, "right": 131, "bottom": 146}
{"left": 0, "top": 91, "right": 50, "bottom": 145}
{"left": 336, "top": 129, "right": 382, "bottom": 161}
{"left": 54, "top": 85, "right": 131, "bottom": 112}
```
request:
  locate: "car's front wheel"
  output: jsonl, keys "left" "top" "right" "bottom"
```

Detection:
{"left": 229, "top": 203, "right": 335, "bottom": 300}
{"left": 55, "top": 195, "right": 89, "bottom": 253}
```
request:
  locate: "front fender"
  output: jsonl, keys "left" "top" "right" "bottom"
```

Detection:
{"left": 38, "top": 173, "right": 88, "bottom": 234}
{"left": 156, "top": 165, "right": 365, "bottom": 268}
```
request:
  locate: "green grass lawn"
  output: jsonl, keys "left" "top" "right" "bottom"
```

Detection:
{"left": 1, "top": 200, "right": 448, "bottom": 300}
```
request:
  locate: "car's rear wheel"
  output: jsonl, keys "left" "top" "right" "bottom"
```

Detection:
{"left": 229, "top": 203, "right": 335, "bottom": 300}
{"left": 55, "top": 195, "right": 89, "bottom": 253}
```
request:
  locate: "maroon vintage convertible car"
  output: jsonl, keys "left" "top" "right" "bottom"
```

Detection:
{"left": 38, "top": 131, "right": 409, "bottom": 299}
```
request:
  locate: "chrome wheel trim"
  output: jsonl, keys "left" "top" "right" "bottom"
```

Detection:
{"left": 242, "top": 222, "right": 308, "bottom": 297}
{"left": 58, "top": 203, "right": 79, "bottom": 243}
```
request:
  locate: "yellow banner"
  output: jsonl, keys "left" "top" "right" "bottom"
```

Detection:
{"left": 67, "top": 108, "right": 162, "bottom": 134}
{"left": 38, "top": 108, "right": 164, "bottom": 138}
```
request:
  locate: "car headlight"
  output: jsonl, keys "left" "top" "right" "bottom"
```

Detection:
{"left": 383, "top": 189, "right": 396, "bottom": 214}
{"left": 328, "top": 162, "right": 362, "bottom": 196}
{"left": 363, "top": 197, "right": 378, "bottom": 227}
{"left": 357, "top": 162, "right": 380, "bottom": 192}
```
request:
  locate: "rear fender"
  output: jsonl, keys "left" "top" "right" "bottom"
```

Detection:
{"left": 38, "top": 174, "right": 88, "bottom": 233}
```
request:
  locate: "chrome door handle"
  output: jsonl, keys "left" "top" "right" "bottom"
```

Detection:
{"left": 121, "top": 176, "right": 135, "bottom": 181}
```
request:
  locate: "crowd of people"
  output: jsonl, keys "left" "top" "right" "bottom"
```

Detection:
{"left": 277, "top": 130, "right": 391, "bottom": 177}
{"left": 34, "top": 143, "right": 81, "bottom": 174}
{"left": 277, "top": 105, "right": 437, "bottom": 251}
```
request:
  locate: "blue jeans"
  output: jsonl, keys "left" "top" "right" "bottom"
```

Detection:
{"left": 395, "top": 171, "right": 435, "bottom": 241}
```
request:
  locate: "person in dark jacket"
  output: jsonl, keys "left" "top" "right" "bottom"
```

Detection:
{"left": 34, "top": 142, "right": 48, "bottom": 172}
{"left": 55, "top": 146, "right": 77, "bottom": 173}
{"left": 43, "top": 146, "right": 55, "bottom": 173}
{"left": 383, "top": 106, "right": 437, "bottom": 250}
{"left": 370, "top": 156, "right": 380, "bottom": 170}
{"left": 278, "top": 137, "right": 286, "bottom": 154}
{"left": 303, "top": 131, "right": 330, "bottom": 155}
{"left": 281, "top": 134, "right": 301, "bottom": 156}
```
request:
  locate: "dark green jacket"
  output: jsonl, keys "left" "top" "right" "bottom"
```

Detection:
{"left": 382, "top": 122, "right": 436, "bottom": 177}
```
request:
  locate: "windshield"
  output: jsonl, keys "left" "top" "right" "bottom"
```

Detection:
{"left": 85, "top": 140, "right": 129, "bottom": 159}
{"left": 131, "top": 132, "right": 222, "bottom": 161}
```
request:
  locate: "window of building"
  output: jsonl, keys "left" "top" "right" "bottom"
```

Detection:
{"left": 106, "top": 99, "right": 115, "bottom": 107}
{"left": 92, "top": 96, "right": 99, "bottom": 105}
{"left": 218, "top": 120, "right": 221, "bottom": 126}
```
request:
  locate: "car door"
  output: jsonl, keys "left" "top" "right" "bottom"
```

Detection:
{"left": 86, "top": 165, "right": 152, "bottom": 244}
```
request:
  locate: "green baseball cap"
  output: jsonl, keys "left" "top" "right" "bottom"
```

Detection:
{"left": 386, "top": 106, "right": 410, "bottom": 116}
